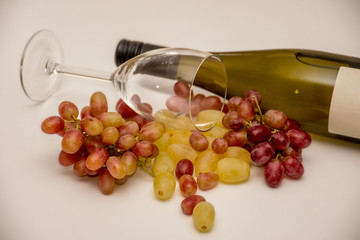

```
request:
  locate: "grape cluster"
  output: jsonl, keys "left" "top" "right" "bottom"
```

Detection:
{"left": 41, "top": 91, "right": 164, "bottom": 195}
{"left": 221, "top": 89, "right": 312, "bottom": 187}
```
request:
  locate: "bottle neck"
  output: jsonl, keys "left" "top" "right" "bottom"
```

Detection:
{"left": 115, "top": 39, "right": 164, "bottom": 66}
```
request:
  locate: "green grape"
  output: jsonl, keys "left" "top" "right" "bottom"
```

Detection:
{"left": 192, "top": 201, "right": 215, "bottom": 232}
{"left": 167, "top": 143, "right": 197, "bottom": 165}
{"left": 152, "top": 152, "right": 175, "bottom": 176}
{"left": 217, "top": 157, "right": 250, "bottom": 183}
{"left": 194, "top": 149, "right": 218, "bottom": 177}
{"left": 153, "top": 172, "right": 176, "bottom": 200}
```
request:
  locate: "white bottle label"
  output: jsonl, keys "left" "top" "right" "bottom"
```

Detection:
{"left": 329, "top": 66, "right": 360, "bottom": 139}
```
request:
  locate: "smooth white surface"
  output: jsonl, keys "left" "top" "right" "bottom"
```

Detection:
{"left": 1, "top": 0, "right": 360, "bottom": 240}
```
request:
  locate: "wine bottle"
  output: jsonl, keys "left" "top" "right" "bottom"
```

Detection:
{"left": 114, "top": 40, "right": 360, "bottom": 141}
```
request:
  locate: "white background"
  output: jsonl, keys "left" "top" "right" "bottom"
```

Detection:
{"left": 1, "top": 0, "right": 360, "bottom": 240}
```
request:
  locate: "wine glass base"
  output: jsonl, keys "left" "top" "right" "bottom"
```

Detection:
{"left": 20, "top": 29, "right": 64, "bottom": 102}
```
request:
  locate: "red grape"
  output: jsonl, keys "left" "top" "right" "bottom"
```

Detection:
{"left": 181, "top": 195, "right": 206, "bottom": 215}
{"left": 58, "top": 101, "right": 79, "bottom": 120}
{"left": 179, "top": 175, "right": 197, "bottom": 197}
{"left": 251, "top": 141, "right": 275, "bottom": 165}
{"left": 175, "top": 159, "right": 194, "bottom": 179}
{"left": 227, "top": 96, "right": 243, "bottom": 111}
{"left": 41, "top": 116, "right": 64, "bottom": 134}
{"left": 264, "top": 158, "right": 284, "bottom": 188}
{"left": 211, "top": 138, "right": 228, "bottom": 154}
{"left": 61, "top": 129, "right": 84, "bottom": 154}
{"left": 270, "top": 131, "right": 290, "bottom": 150}
{"left": 246, "top": 124, "right": 272, "bottom": 144}
{"left": 197, "top": 172, "right": 219, "bottom": 190}
{"left": 189, "top": 131, "right": 209, "bottom": 152}
{"left": 86, "top": 148, "right": 109, "bottom": 171}
{"left": 90, "top": 91, "right": 108, "bottom": 116}
{"left": 116, "top": 98, "right": 137, "bottom": 118}
{"left": 98, "top": 168, "right": 115, "bottom": 195}
{"left": 287, "top": 129, "right": 312, "bottom": 149}
{"left": 264, "top": 109, "right": 287, "bottom": 129}
{"left": 223, "top": 130, "right": 247, "bottom": 147}
{"left": 237, "top": 100, "right": 255, "bottom": 122}
{"left": 131, "top": 140, "right": 155, "bottom": 157}
{"left": 282, "top": 156, "right": 304, "bottom": 179}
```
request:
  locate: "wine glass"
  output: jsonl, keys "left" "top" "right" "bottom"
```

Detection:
{"left": 20, "top": 29, "right": 227, "bottom": 131}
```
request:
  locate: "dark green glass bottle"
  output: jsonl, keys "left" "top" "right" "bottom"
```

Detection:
{"left": 115, "top": 40, "right": 360, "bottom": 140}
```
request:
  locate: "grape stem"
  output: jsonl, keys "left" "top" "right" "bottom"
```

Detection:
{"left": 137, "top": 160, "right": 155, "bottom": 178}
{"left": 253, "top": 96, "right": 263, "bottom": 123}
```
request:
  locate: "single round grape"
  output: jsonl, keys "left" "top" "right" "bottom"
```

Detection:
{"left": 153, "top": 172, "right": 176, "bottom": 200}
{"left": 121, "top": 151, "right": 138, "bottom": 176}
{"left": 223, "top": 130, "right": 247, "bottom": 147}
{"left": 139, "top": 102, "right": 153, "bottom": 115}
{"left": 83, "top": 135, "right": 104, "bottom": 153}
{"left": 282, "top": 156, "right": 304, "bottom": 179}
{"left": 244, "top": 89, "right": 262, "bottom": 110}
{"left": 192, "top": 93, "right": 205, "bottom": 103}
{"left": 131, "top": 140, "right": 154, "bottom": 157}
{"left": 175, "top": 158, "right": 194, "bottom": 179}
{"left": 219, "top": 146, "right": 252, "bottom": 164}
{"left": 81, "top": 116, "right": 104, "bottom": 136}
{"left": 264, "top": 158, "right": 284, "bottom": 188}
{"left": 229, "top": 118, "right": 244, "bottom": 130}
{"left": 117, "top": 120, "right": 139, "bottom": 136}
{"left": 100, "top": 126, "right": 119, "bottom": 145}
{"left": 41, "top": 116, "right": 65, "bottom": 134}
{"left": 61, "top": 129, "right": 84, "bottom": 154}
{"left": 227, "top": 96, "right": 243, "bottom": 111}
{"left": 98, "top": 168, "right": 115, "bottom": 195}
{"left": 58, "top": 101, "right": 79, "bottom": 120}
{"left": 270, "top": 131, "right": 290, "bottom": 150}
{"left": 166, "top": 95, "right": 188, "bottom": 113}
{"left": 282, "top": 146, "right": 303, "bottom": 162}
{"left": 90, "top": 91, "right": 108, "bottom": 116}
{"left": 174, "top": 80, "right": 191, "bottom": 98}
{"left": 287, "top": 129, "right": 312, "bottom": 149}
{"left": 211, "top": 138, "right": 228, "bottom": 154}
{"left": 80, "top": 106, "right": 92, "bottom": 119}
{"left": 200, "top": 96, "right": 222, "bottom": 111}
{"left": 181, "top": 195, "right": 206, "bottom": 215}
{"left": 283, "top": 118, "right": 301, "bottom": 132}
{"left": 116, "top": 134, "right": 135, "bottom": 151}
{"left": 250, "top": 141, "right": 275, "bottom": 165}
{"left": 58, "top": 149, "right": 82, "bottom": 167}
{"left": 85, "top": 148, "right": 109, "bottom": 171}
{"left": 217, "top": 157, "right": 250, "bottom": 183}
{"left": 195, "top": 149, "right": 219, "bottom": 177}
{"left": 179, "top": 175, "right": 197, "bottom": 197}
{"left": 197, "top": 172, "right": 219, "bottom": 190}
{"left": 152, "top": 152, "right": 175, "bottom": 176}
{"left": 138, "top": 121, "right": 165, "bottom": 142}
{"left": 106, "top": 156, "right": 127, "bottom": 179}
{"left": 73, "top": 156, "right": 87, "bottom": 177}
{"left": 167, "top": 143, "right": 198, "bottom": 165}
{"left": 264, "top": 109, "right": 287, "bottom": 129}
{"left": 189, "top": 131, "right": 209, "bottom": 152}
{"left": 237, "top": 100, "right": 255, "bottom": 122}
{"left": 222, "top": 111, "right": 239, "bottom": 129}
{"left": 95, "top": 112, "right": 125, "bottom": 128}
{"left": 116, "top": 98, "right": 137, "bottom": 118}
{"left": 192, "top": 201, "right": 215, "bottom": 232}
{"left": 246, "top": 124, "right": 272, "bottom": 144}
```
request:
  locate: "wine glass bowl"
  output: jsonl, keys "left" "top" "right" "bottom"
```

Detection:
{"left": 20, "top": 30, "right": 228, "bottom": 131}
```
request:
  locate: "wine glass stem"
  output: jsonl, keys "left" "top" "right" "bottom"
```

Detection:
{"left": 53, "top": 63, "right": 112, "bottom": 81}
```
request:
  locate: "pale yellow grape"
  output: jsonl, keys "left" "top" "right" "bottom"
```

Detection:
{"left": 154, "top": 109, "right": 194, "bottom": 131}
{"left": 168, "top": 129, "right": 191, "bottom": 146}
{"left": 195, "top": 149, "right": 219, "bottom": 177}
{"left": 153, "top": 131, "right": 170, "bottom": 152}
{"left": 192, "top": 202, "right": 215, "bottom": 232}
{"left": 205, "top": 126, "right": 229, "bottom": 139}
{"left": 153, "top": 172, "right": 176, "bottom": 200}
{"left": 217, "top": 157, "right": 250, "bottom": 183}
{"left": 152, "top": 152, "right": 175, "bottom": 176}
{"left": 167, "top": 143, "right": 198, "bottom": 165}
{"left": 206, "top": 136, "right": 215, "bottom": 150}
{"left": 219, "top": 146, "right": 252, "bottom": 164}
{"left": 195, "top": 110, "right": 225, "bottom": 129}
